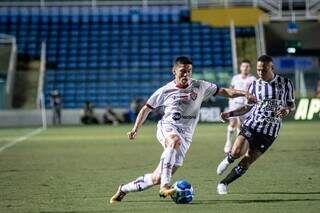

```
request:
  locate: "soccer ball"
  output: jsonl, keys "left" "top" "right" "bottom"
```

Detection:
{"left": 171, "top": 180, "right": 194, "bottom": 204}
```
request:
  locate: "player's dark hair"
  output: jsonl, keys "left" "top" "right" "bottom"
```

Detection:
{"left": 257, "top": 55, "right": 273, "bottom": 63}
{"left": 240, "top": 59, "right": 251, "bottom": 65}
{"left": 174, "top": 56, "right": 192, "bottom": 66}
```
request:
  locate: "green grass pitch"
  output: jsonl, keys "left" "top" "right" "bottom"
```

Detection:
{"left": 0, "top": 121, "right": 319, "bottom": 213}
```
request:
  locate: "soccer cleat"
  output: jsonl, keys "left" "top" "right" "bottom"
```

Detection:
{"left": 159, "top": 186, "right": 176, "bottom": 198}
{"left": 110, "top": 185, "right": 126, "bottom": 204}
{"left": 217, "top": 157, "right": 230, "bottom": 175}
{"left": 217, "top": 183, "right": 228, "bottom": 195}
{"left": 223, "top": 141, "right": 232, "bottom": 153}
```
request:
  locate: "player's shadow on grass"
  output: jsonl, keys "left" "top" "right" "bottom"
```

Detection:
{"left": 246, "top": 191, "right": 320, "bottom": 195}
{"left": 123, "top": 197, "right": 320, "bottom": 205}
{"left": 191, "top": 198, "right": 320, "bottom": 205}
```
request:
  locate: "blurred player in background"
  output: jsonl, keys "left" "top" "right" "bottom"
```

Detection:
{"left": 216, "top": 55, "right": 295, "bottom": 195}
{"left": 224, "top": 59, "right": 256, "bottom": 153}
{"left": 110, "top": 56, "right": 256, "bottom": 203}
{"left": 50, "top": 90, "right": 62, "bottom": 125}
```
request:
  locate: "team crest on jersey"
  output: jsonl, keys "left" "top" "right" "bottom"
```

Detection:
{"left": 190, "top": 91, "right": 198, "bottom": 101}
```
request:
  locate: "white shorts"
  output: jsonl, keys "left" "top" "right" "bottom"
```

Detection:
{"left": 228, "top": 102, "right": 249, "bottom": 123}
{"left": 156, "top": 122, "right": 191, "bottom": 166}
{"left": 228, "top": 101, "right": 245, "bottom": 111}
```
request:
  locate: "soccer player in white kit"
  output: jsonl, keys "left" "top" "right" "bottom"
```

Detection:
{"left": 224, "top": 59, "right": 256, "bottom": 153}
{"left": 110, "top": 56, "right": 256, "bottom": 203}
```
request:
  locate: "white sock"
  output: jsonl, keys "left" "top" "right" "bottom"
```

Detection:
{"left": 226, "top": 125, "right": 235, "bottom": 144}
{"left": 121, "top": 173, "right": 154, "bottom": 193}
{"left": 160, "top": 147, "right": 176, "bottom": 188}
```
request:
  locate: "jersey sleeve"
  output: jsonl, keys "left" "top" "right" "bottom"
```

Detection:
{"left": 202, "top": 80, "right": 219, "bottom": 100}
{"left": 146, "top": 87, "right": 164, "bottom": 109}
{"left": 285, "top": 78, "right": 295, "bottom": 108}
{"left": 248, "top": 81, "right": 255, "bottom": 94}
{"left": 246, "top": 81, "right": 256, "bottom": 106}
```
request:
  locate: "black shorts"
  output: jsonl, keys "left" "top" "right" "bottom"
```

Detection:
{"left": 239, "top": 125, "right": 276, "bottom": 153}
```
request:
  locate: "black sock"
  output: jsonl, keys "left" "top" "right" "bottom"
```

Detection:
{"left": 220, "top": 165, "right": 247, "bottom": 185}
{"left": 227, "top": 152, "right": 235, "bottom": 163}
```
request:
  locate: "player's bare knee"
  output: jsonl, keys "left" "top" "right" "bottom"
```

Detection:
{"left": 231, "top": 146, "right": 242, "bottom": 158}
{"left": 166, "top": 135, "right": 181, "bottom": 149}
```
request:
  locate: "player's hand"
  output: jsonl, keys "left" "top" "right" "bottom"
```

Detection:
{"left": 220, "top": 112, "right": 230, "bottom": 123}
{"left": 127, "top": 129, "right": 137, "bottom": 140}
{"left": 276, "top": 107, "right": 290, "bottom": 118}
{"left": 246, "top": 93, "right": 257, "bottom": 104}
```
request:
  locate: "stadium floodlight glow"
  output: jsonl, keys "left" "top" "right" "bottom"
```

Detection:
{"left": 287, "top": 47, "right": 296, "bottom": 54}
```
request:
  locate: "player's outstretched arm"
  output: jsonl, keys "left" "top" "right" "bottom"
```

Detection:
{"left": 127, "top": 105, "right": 153, "bottom": 140}
{"left": 220, "top": 105, "right": 254, "bottom": 122}
{"left": 217, "top": 88, "right": 257, "bottom": 103}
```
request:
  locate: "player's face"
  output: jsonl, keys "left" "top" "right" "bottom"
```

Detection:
{"left": 256, "top": 61, "right": 273, "bottom": 81}
{"left": 240, "top": 62, "right": 251, "bottom": 76}
{"left": 173, "top": 63, "right": 192, "bottom": 86}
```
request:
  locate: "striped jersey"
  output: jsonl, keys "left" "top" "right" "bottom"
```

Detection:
{"left": 243, "top": 74, "right": 295, "bottom": 137}
{"left": 147, "top": 79, "right": 219, "bottom": 139}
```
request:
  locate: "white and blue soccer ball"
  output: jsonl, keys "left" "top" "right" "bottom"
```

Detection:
{"left": 171, "top": 180, "right": 194, "bottom": 204}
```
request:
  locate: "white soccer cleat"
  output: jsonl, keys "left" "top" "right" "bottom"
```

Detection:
{"left": 217, "top": 157, "right": 230, "bottom": 175}
{"left": 223, "top": 141, "right": 232, "bottom": 153}
{"left": 217, "top": 183, "right": 228, "bottom": 195}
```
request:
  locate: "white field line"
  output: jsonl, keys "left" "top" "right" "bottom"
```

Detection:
{"left": 0, "top": 128, "right": 44, "bottom": 153}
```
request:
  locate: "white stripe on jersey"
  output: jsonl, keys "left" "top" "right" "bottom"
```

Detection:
{"left": 147, "top": 79, "right": 219, "bottom": 139}
{"left": 244, "top": 74, "right": 295, "bottom": 137}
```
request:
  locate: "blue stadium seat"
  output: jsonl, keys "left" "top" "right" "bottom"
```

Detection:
{"left": 0, "top": 6, "right": 234, "bottom": 108}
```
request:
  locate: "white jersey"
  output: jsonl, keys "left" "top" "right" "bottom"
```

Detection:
{"left": 229, "top": 74, "right": 256, "bottom": 108}
{"left": 147, "top": 79, "right": 219, "bottom": 139}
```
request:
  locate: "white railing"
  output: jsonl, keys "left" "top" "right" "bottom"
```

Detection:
{"left": 0, "top": 0, "right": 318, "bottom": 21}
{"left": 308, "top": 0, "right": 320, "bottom": 16}
{"left": 191, "top": 0, "right": 319, "bottom": 21}
{"left": 259, "top": 0, "right": 282, "bottom": 17}
{"left": 0, "top": 0, "right": 189, "bottom": 7}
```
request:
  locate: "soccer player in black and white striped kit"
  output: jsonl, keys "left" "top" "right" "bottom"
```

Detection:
{"left": 216, "top": 55, "right": 295, "bottom": 194}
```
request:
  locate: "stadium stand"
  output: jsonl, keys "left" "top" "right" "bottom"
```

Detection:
{"left": 0, "top": 6, "right": 252, "bottom": 108}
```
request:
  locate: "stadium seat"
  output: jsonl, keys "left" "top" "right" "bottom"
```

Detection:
{"left": 0, "top": 5, "right": 238, "bottom": 108}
